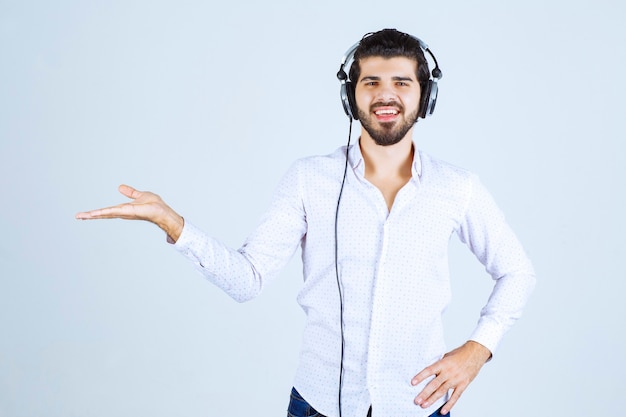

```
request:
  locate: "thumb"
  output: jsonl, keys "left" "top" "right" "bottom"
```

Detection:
{"left": 118, "top": 184, "right": 140, "bottom": 200}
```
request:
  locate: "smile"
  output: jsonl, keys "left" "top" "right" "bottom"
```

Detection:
{"left": 372, "top": 106, "right": 401, "bottom": 122}
{"left": 374, "top": 108, "right": 399, "bottom": 116}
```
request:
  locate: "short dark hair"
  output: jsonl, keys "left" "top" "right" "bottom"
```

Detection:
{"left": 349, "top": 28, "right": 430, "bottom": 91}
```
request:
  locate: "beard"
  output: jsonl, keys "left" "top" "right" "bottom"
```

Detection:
{"left": 357, "top": 101, "right": 419, "bottom": 147}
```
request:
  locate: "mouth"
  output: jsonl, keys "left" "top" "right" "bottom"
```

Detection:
{"left": 373, "top": 106, "right": 400, "bottom": 122}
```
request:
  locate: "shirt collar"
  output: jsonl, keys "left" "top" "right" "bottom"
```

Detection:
{"left": 348, "top": 138, "right": 423, "bottom": 181}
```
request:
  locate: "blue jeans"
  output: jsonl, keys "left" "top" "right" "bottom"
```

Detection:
{"left": 287, "top": 388, "right": 326, "bottom": 417}
{"left": 286, "top": 387, "right": 450, "bottom": 417}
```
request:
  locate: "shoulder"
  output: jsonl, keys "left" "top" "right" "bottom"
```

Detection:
{"left": 417, "top": 151, "right": 497, "bottom": 222}
{"left": 288, "top": 146, "right": 348, "bottom": 179}
{"left": 272, "top": 146, "right": 348, "bottom": 200}
{"left": 419, "top": 151, "right": 506, "bottom": 219}
{"left": 418, "top": 150, "right": 478, "bottom": 190}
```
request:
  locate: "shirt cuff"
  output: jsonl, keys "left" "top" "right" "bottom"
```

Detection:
{"left": 167, "top": 219, "right": 202, "bottom": 252}
{"left": 468, "top": 318, "right": 506, "bottom": 357}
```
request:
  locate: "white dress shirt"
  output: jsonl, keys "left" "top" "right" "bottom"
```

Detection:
{"left": 173, "top": 141, "right": 536, "bottom": 417}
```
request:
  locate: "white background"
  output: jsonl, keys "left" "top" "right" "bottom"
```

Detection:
{"left": 1, "top": 0, "right": 624, "bottom": 416}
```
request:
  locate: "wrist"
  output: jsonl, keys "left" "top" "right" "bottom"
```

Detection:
{"left": 165, "top": 214, "right": 184, "bottom": 243}
{"left": 466, "top": 340, "right": 492, "bottom": 363}
{"left": 157, "top": 206, "right": 184, "bottom": 243}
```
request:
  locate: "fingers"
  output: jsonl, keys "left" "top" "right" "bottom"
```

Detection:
{"left": 75, "top": 208, "right": 105, "bottom": 220}
{"left": 76, "top": 184, "right": 141, "bottom": 220}
{"left": 411, "top": 342, "right": 489, "bottom": 413}
{"left": 75, "top": 203, "right": 130, "bottom": 220}
{"left": 75, "top": 211, "right": 93, "bottom": 220}
{"left": 414, "top": 375, "right": 466, "bottom": 412}
{"left": 75, "top": 184, "right": 179, "bottom": 236}
{"left": 411, "top": 364, "right": 437, "bottom": 386}
{"left": 412, "top": 366, "right": 454, "bottom": 410}
{"left": 118, "top": 184, "right": 140, "bottom": 199}
{"left": 412, "top": 362, "right": 442, "bottom": 408}
{"left": 440, "top": 385, "right": 466, "bottom": 415}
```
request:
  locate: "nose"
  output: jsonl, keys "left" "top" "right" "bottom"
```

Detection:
{"left": 375, "top": 82, "right": 398, "bottom": 102}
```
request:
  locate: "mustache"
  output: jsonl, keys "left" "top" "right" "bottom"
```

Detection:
{"left": 370, "top": 101, "right": 404, "bottom": 112}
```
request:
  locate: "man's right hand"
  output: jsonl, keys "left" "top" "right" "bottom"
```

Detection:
{"left": 75, "top": 184, "right": 184, "bottom": 242}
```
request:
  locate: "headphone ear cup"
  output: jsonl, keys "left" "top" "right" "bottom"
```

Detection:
{"left": 346, "top": 81, "right": 359, "bottom": 120}
{"left": 340, "top": 81, "right": 357, "bottom": 119}
{"left": 419, "top": 80, "right": 438, "bottom": 118}
{"left": 426, "top": 81, "right": 438, "bottom": 117}
{"left": 419, "top": 81, "right": 432, "bottom": 119}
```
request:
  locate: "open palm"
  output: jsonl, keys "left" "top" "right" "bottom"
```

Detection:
{"left": 76, "top": 184, "right": 184, "bottom": 241}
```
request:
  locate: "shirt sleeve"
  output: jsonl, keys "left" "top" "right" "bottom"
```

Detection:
{"left": 456, "top": 175, "right": 536, "bottom": 355}
{"left": 171, "top": 161, "right": 308, "bottom": 303}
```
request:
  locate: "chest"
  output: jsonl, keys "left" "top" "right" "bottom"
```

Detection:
{"left": 365, "top": 174, "right": 411, "bottom": 212}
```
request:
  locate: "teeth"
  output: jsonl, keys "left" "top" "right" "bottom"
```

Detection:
{"left": 375, "top": 109, "right": 398, "bottom": 115}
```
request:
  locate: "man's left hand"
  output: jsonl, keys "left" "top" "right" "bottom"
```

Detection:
{"left": 411, "top": 340, "right": 492, "bottom": 414}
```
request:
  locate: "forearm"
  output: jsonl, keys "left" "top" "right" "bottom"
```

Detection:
{"left": 172, "top": 221, "right": 265, "bottom": 302}
{"left": 469, "top": 269, "right": 536, "bottom": 354}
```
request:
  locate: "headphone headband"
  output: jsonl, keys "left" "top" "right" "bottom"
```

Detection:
{"left": 336, "top": 33, "right": 442, "bottom": 120}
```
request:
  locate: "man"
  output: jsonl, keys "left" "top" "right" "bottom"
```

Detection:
{"left": 76, "top": 29, "right": 535, "bottom": 417}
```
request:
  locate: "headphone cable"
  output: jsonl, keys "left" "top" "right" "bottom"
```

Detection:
{"left": 334, "top": 117, "right": 352, "bottom": 417}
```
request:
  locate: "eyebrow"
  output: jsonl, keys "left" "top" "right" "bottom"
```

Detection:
{"left": 360, "top": 76, "right": 415, "bottom": 82}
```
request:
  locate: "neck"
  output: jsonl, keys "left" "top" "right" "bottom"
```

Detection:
{"left": 359, "top": 132, "right": 414, "bottom": 178}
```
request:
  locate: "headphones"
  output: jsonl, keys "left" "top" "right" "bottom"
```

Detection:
{"left": 336, "top": 34, "right": 443, "bottom": 120}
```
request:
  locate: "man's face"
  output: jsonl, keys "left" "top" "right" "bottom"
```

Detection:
{"left": 355, "top": 56, "right": 421, "bottom": 146}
